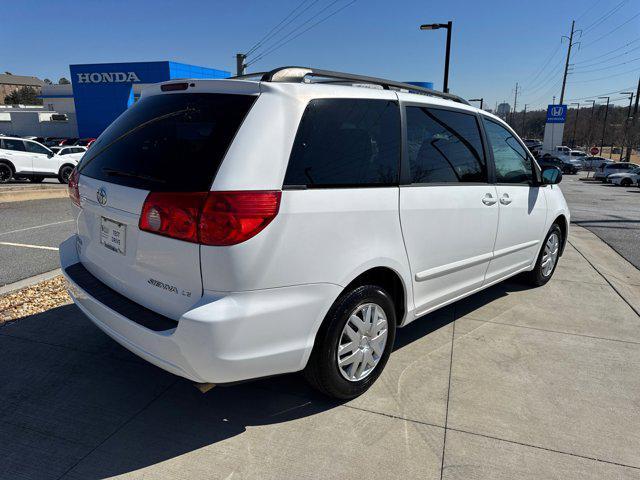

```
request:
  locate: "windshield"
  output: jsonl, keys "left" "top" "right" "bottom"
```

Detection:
{"left": 78, "top": 93, "right": 257, "bottom": 191}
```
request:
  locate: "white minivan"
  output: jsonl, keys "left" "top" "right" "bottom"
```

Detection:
{"left": 60, "top": 67, "right": 570, "bottom": 399}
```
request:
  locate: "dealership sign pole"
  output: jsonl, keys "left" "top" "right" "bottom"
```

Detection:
{"left": 542, "top": 104, "right": 567, "bottom": 152}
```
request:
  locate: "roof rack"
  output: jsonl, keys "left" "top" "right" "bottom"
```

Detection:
{"left": 257, "top": 66, "right": 470, "bottom": 106}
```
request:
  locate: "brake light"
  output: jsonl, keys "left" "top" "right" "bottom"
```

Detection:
{"left": 200, "top": 191, "right": 281, "bottom": 246}
{"left": 138, "top": 191, "right": 281, "bottom": 246}
{"left": 139, "top": 192, "right": 207, "bottom": 243}
{"left": 68, "top": 168, "right": 81, "bottom": 207}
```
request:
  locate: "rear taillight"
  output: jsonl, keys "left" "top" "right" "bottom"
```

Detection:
{"left": 68, "top": 169, "right": 81, "bottom": 207}
{"left": 138, "top": 191, "right": 281, "bottom": 246}
{"left": 139, "top": 192, "right": 207, "bottom": 243}
{"left": 199, "top": 191, "right": 281, "bottom": 246}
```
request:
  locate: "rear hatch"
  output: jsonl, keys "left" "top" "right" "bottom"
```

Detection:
{"left": 74, "top": 86, "right": 258, "bottom": 319}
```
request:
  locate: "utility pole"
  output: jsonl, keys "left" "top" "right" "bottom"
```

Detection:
{"left": 619, "top": 91, "right": 634, "bottom": 161}
{"left": 570, "top": 102, "right": 580, "bottom": 148}
{"left": 559, "top": 20, "right": 576, "bottom": 106}
{"left": 585, "top": 99, "right": 596, "bottom": 149}
{"left": 625, "top": 77, "right": 640, "bottom": 162}
{"left": 235, "top": 53, "right": 246, "bottom": 76}
{"left": 598, "top": 96, "right": 610, "bottom": 158}
{"left": 512, "top": 82, "right": 519, "bottom": 126}
{"left": 522, "top": 104, "right": 528, "bottom": 138}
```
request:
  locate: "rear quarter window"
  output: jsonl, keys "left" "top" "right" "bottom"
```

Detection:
{"left": 284, "top": 98, "right": 401, "bottom": 188}
{"left": 78, "top": 93, "right": 257, "bottom": 191}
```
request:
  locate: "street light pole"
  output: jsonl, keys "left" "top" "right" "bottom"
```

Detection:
{"left": 469, "top": 98, "right": 483, "bottom": 110}
{"left": 570, "top": 102, "right": 580, "bottom": 148}
{"left": 598, "top": 96, "right": 610, "bottom": 158}
{"left": 420, "top": 21, "right": 453, "bottom": 93}
{"left": 522, "top": 104, "right": 528, "bottom": 138}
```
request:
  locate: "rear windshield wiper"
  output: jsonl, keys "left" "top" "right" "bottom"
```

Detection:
{"left": 102, "top": 167, "right": 166, "bottom": 184}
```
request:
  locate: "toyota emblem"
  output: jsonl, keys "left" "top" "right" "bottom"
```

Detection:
{"left": 96, "top": 187, "right": 107, "bottom": 206}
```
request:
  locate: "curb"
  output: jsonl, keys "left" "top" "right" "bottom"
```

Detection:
{"left": 0, "top": 269, "right": 62, "bottom": 296}
{"left": 0, "top": 189, "right": 68, "bottom": 204}
{"left": 568, "top": 224, "right": 640, "bottom": 317}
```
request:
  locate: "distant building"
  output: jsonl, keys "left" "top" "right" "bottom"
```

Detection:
{"left": 497, "top": 102, "right": 511, "bottom": 118}
{"left": 0, "top": 74, "right": 44, "bottom": 104}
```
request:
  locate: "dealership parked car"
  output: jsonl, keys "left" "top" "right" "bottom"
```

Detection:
{"left": 538, "top": 156, "right": 578, "bottom": 174}
{"left": 58, "top": 137, "right": 79, "bottom": 146}
{"left": 582, "top": 156, "right": 612, "bottom": 171}
{"left": 594, "top": 162, "right": 640, "bottom": 182}
{"left": 0, "top": 136, "right": 82, "bottom": 183}
{"left": 60, "top": 67, "right": 570, "bottom": 399}
{"left": 51, "top": 146, "right": 88, "bottom": 156}
{"left": 608, "top": 167, "right": 640, "bottom": 187}
{"left": 75, "top": 138, "right": 96, "bottom": 148}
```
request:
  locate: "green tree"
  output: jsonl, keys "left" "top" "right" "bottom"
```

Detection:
{"left": 4, "top": 86, "right": 43, "bottom": 105}
{"left": 58, "top": 77, "right": 70, "bottom": 85}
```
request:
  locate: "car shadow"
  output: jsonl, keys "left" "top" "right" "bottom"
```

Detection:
{"left": 0, "top": 280, "right": 521, "bottom": 479}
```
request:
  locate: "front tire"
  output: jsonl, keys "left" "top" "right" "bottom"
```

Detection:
{"left": 0, "top": 163, "right": 13, "bottom": 183}
{"left": 304, "top": 285, "right": 396, "bottom": 400}
{"left": 621, "top": 178, "right": 632, "bottom": 187}
{"left": 524, "top": 224, "right": 563, "bottom": 287}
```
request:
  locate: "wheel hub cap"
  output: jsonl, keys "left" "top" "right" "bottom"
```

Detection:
{"left": 541, "top": 232, "right": 560, "bottom": 277}
{"left": 337, "top": 303, "right": 388, "bottom": 382}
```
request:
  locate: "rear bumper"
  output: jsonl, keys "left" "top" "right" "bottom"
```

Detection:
{"left": 60, "top": 235, "right": 340, "bottom": 384}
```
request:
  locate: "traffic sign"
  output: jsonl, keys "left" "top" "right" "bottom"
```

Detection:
{"left": 590, "top": 146, "right": 599, "bottom": 155}
{"left": 546, "top": 104, "right": 567, "bottom": 124}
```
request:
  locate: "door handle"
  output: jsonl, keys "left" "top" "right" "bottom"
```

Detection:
{"left": 482, "top": 193, "right": 497, "bottom": 206}
{"left": 500, "top": 193, "right": 512, "bottom": 205}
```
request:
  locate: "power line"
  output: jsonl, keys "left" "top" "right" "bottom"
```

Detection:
{"left": 522, "top": 41, "right": 562, "bottom": 88}
{"left": 573, "top": 36, "right": 640, "bottom": 64}
{"left": 567, "top": 85, "right": 634, "bottom": 101}
{"left": 577, "top": 0, "right": 605, "bottom": 22}
{"left": 246, "top": 0, "right": 321, "bottom": 58}
{"left": 581, "top": 0, "right": 629, "bottom": 33}
{"left": 568, "top": 66, "right": 640, "bottom": 83}
{"left": 247, "top": 0, "right": 357, "bottom": 67}
{"left": 572, "top": 55, "right": 640, "bottom": 73}
{"left": 573, "top": 43, "right": 640, "bottom": 68}
{"left": 582, "top": 11, "right": 640, "bottom": 47}
{"left": 520, "top": 58, "right": 564, "bottom": 97}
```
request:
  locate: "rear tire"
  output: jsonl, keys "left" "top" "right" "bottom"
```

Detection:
{"left": 58, "top": 165, "right": 74, "bottom": 184}
{"left": 621, "top": 178, "right": 632, "bottom": 187}
{"left": 304, "top": 285, "right": 396, "bottom": 400}
{"left": 524, "top": 224, "right": 563, "bottom": 287}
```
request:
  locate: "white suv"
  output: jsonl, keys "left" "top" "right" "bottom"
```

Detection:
{"left": 0, "top": 136, "right": 84, "bottom": 183}
{"left": 60, "top": 67, "right": 570, "bottom": 399}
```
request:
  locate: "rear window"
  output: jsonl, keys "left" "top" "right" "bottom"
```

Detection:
{"left": 78, "top": 93, "right": 256, "bottom": 191}
{"left": 284, "top": 98, "right": 400, "bottom": 188}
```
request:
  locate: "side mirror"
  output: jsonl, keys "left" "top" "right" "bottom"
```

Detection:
{"left": 541, "top": 165, "right": 562, "bottom": 185}
{"left": 47, "top": 152, "right": 54, "bottom": 158}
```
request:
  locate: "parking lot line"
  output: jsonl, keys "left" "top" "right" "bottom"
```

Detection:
{"left": 0, "top": 220, "right": 73, "bottom": 238}
{"left": 0, "top": 241, "right": 59, "bottom": 251}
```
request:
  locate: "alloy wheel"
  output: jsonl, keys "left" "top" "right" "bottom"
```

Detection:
{"left": 0, "top": 164, "right": 11, "bottom": 183}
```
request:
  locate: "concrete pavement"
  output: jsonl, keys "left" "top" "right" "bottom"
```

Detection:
{"left": 0, "top": 226, "right": 639, "bottom": 479}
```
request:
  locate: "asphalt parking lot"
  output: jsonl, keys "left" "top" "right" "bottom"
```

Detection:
{"left": 560, "top": 172, "right": 640, "bottom": 269}
{"left": 0, "top": 198, "right": 74, "bottom": 286}
{"left": 1, "top": 225, "right": 639, "bottom": 479}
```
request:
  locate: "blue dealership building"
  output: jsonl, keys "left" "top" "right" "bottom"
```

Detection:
{"left": 41, "top": 61, "right": 231, "bottom": 138}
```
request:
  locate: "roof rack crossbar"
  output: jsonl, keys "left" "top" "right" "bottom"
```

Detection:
{"left": 259, "top": 66, "right": 470, "bottom": 105}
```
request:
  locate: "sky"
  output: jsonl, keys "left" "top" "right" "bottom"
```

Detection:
{"left": 3, "top": 0, "right": 639, "bottom": 112}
